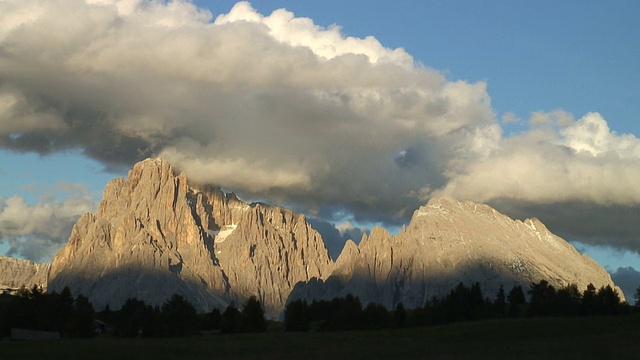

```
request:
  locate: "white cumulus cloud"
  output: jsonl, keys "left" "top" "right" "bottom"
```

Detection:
{"left": 436, "top": 111, "right": 640, "bottom": 207}
{"left": 0, "top": 183, "right": 96, "bottom": 261}
{"left": 0, "top": 1, "right": 639, "bottom": 255}
{"left": 0, "top": 0, "right": 497, "bottom": 223}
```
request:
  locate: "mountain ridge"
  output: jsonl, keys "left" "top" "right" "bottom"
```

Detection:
{"left": 289, "top": 195, "right": 623, "bottom": 308}
{"left": 0, "top": 256, "right": 49, "bottom": 294}
{"left": 2, "top": 157, "right": 622, "bottom": 317}
{"left": 47, "top": 158, "right": 333, "bottom": 318}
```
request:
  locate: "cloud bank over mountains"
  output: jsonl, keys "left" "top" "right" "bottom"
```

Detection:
{"left": 1, "top": 0, "right": 639, "bottom": 259}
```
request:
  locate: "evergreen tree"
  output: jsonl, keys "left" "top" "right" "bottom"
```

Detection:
{"left": 555, "top": 284, "right": 581, "bottom": 317}
{"left": 20, "top": 285, "right": 45, "bottom": 329}
{"left": 422, "top": 296, "right": 446, "bottom": 325}
{"left": 51, "top": 287, "right": 75, "bottom": 334}
{"left": 393, "top": 302, "right": 407, "bottom": 328}
{"left": 144, "top": 306, "right": 165, "bottom": 337}
{"left": 469, "top": 282, "right": 486, "bottom": 319}
{"left": 69, "top": 294, "right": 96, "bottom": 338}
{"left": 161, "top": 293, "right": 199, "bottom": 336}
{"left": 362, "top": 303, "right": 390, "bottom": 330}
{"left": 0, "top": 294, "right": 20, "bottom": 337}
{"left": 202, "top": 308, "right": 222, "bottom": 330}
{"left": 241, "top": 296, "right": 267, "bottom": 333}
{"left": 308, "top": 299, "right": 332, "bottom": 323}
{"left": 284, "top": 299, "right": 310, "bottom": 332}
{"left": 494, "top": 285, "right": 506, "bottom": 317}
{"left": 507, "top": 285, "right": 525, "bottom": 318}
{"left": 321, "top": 294, "right": 363, "bottom": 331}
{"left": 221, "top": 302, "right": 242, "bottom": 334}
{"left": 443, "top": 282, "right": 485, "bottom": 322}
{"left": 528, "top": 280, "right": 557, "bottom": 316}
{"left": 581, "top": 283, "right": 598, "bottom": 316}
{"left": 114, "top": 298, "right": 153, "bottom": 337}
{"left": 596, "top": 285, "right": 621, "bottom": 315}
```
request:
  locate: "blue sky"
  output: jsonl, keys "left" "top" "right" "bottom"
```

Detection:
{"left": 1, "top": 0, "right": 639, "bottom": 297}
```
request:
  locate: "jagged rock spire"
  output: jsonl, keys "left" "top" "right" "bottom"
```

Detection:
{"left": 48, "top": 158, "right": 333, "bottom": 318}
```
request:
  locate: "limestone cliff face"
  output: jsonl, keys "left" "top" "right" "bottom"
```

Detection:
{"left": 0, "top": 256, "right": 49, "bottom": 293}
{"left": 216, "top": 204, "right": 333, "bottom": 315}
{"left": 47, "top": 158, "right": 622, "bottom": 315}
{"left": 48, "top": 158, "right": 333, "bottom": 317}
{"left": 289, "top": 196, "right": 623, "bottom": 308}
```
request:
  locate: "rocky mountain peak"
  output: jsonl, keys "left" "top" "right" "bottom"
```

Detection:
{"left": 290, "top": 196, "right": 623, "bottom": 309}
{"left": 129, "top": 157, "right": 174, "bottom": 180}
{"left": 412, "top": 196, "right": 499, "bottom": 222}
{"left": 43, "top": 159, "right": 622, "bottom": 316}
{"left": 48, "top": 158, "right": 333, "bottom": 318}
{"left": 358, "top": 226, "right": 392, "bottom": 250}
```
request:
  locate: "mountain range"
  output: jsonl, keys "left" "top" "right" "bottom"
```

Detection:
{"left": 1, "top": 158, "right": 623, "bottom": 317}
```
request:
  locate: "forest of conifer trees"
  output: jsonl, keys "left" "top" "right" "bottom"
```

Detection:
{"left": 0, "top": 280, "right": 631, "bottom": 338}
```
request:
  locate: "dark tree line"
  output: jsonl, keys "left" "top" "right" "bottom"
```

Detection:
{"left": 0, "top": 285, "right": 96, "bottom": 338}
{"left": 284, "top": 294, "right": 401, "bottom": 332}
{"left": 101, "top": 294, "right": 201, "bottom": 337}
{"left": 415, "top": 281, "right": 625, "bottom": 326}
{"left": 1, "top": 288, "right": 269, "bottom": 339}
{"left": 528, "top": 281, "right": 624, "bottom": 317}
{"left": 1, "top": 281, "right": 628, "bottom": 338}
{"left": 218, "top": 296, "right": 267, "bottom": 334}
{"left": 115, "top": 294, "right": 270, "bottom": 336}
{"left": 283, "top": 281, "right": 628, "bottom": 332}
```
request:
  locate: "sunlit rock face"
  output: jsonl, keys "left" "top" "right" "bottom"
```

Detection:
{"left": 48, "top": 158, "right": 622, "bottom": 317}
{"left": 0, "top": 256, "right": 49, "bottom": 294}
{"left": 289, "top": 196, "right": 623, "bottom": 308}
{"left": 48, "top": 158, "right": 333, "bottom": 318}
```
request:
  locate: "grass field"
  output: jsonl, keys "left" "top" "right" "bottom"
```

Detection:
{"left": 2, "top": 315, "right": 639, "bottom": 360}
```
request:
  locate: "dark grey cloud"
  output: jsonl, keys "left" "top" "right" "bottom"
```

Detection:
{"left": 610, "top": 267, "right": 640, "bottom": 304}
{"left": 307, "top": 217, "right": 368, "bottom": 261}
{"left": 488, "top": 199, "right": 640, "bottom": 253}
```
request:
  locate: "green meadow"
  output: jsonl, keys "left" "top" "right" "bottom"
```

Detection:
{"left": 2, "top": 314, "right": 639, "bottom": 360}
